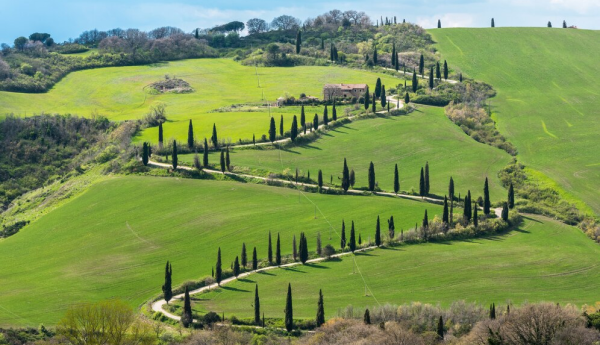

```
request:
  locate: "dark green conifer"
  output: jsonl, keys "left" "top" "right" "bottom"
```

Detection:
{"left": 375, "top": 215, "right": 381, "bottom": 246}
{"left": 349, "top": 221, "right": 356, "bottom": 252}
{"left": 313, "top": 114, "right": 319, "bottom": 131}
{"left": 254, "top": 285, "right": 261, "bottom": 325}
{"left": 142, "top": 142, "right": 149, "bottom": 166}
{"left": 375, "top": 78, "right": 382, "bottom": 98}
{"left": 293, "top": 235, "right": 297, "bottom": 261}
{"left": 158, "top": 122, "right": 163, "bottom": 146}
{"left": 443, "top": 196, "right": 449, "bottom": 224}
{"left": 252, "top": 247, "right": 258, "bottom": 270}
{"left": 412, "top": 69, "right": 418, "bottom": 92}
{"left": 419, "top": 54, "right": 424, "bottom": 77}
{"left": 372, "top": 92, "right": 376, "bottom": 113}
{"left": 484, "top": 177, "right": 491, "bottom": 215}
{"left": 269, "top": 117, "right": 276, "bottom": 142}
{"left": 299, "top": 232, "right": 308, "bottom": 263}
{"left": 491, "top": 18, "right": 495, "bottom": 27}
{"left": 394, "top": 164, "right": 400, "bottom": 194}
{"left": 323, "top": 106, "right": 329, "bottom": 126}
{"left": 225, "top": 147, "right": 230, "bottom": 171}
{"left": 425, "top": 161, "right": 430, "bottom": 195}
{"left": 349, "top": 169, "right": 355, "bottom": 188}
{"left": 220, "top": 150, "right": 225, "bottom": 173}
{"left": 332, "top": 101, "right": 337, "bottom": 121}
{"left": 404, "top": 92, "right": 410, "bottom": 104}
{"left": 473, "top": 203, "right": 479, "bottom": 227}
{"left": 318, "top": 169, "right": 323, "bottom": 190}
{"left": 241, "top": 243, "right": 247, "bottom": 268}
{"left": 276, "top": 233, "right": 281, "bottom": 266}
{"left": 342, "top": 158, "right": 350, "bottom": 192}
{"left": 501, "top": 202, "right": 509, "bottom": 222}
{"left": 279, "top": 115, "right": 284, "bottom": 137}
{"left": 172, "top": 140, "right": 178, "bottom": 169}
{"left": 373, "top": 46, "right": 378, "bottom": 64}
{"left": 181, "top": 286, "right": 193, "bottom": 327}
{"left": 380, "top": 85, "right": 386, "bottom": 107}
{"left": 422, "top": 209, "right": 429, "bottom": 228}
{"left": 187, "top": 119, "right": 194, "bottom": 149}
{"left": 341, "top": 220, "right": 346, "bottom": 250}
{"left": 429, "top": 66, "right": 434, "bottom": 89}
{"left": 295, "top": 30, "right": 301, "bottom": 54}
{"left": 233, "top": 256, "right": 240, "bottom": 277}
{"left": 216, "top": 247, "right": 222, "bottom": 285}
{"left": 436, "top": 62, "right": 441, "bottom": 80}
{"left": 364, "top": 86, "right": 370, "bottom": 110}
{"left": 211, "top": 123, "right": 218, "bottom": 149}
{"left": 268, "top": 231, "right": 273, "bottom": 264}
{"left": 316, "top": 289, "right": 325, "bottom": 327}
{"left": 368, "top": 161, "right": 376, "bottom": 191}
{"left": 291, "top": 115, "right": 298, "bottom": 142}
{"left": 419, "top": 167, "right": 425, "bottom": 197}
{"left": 548, "top": 21, "right": 552, "bottom": 28}
{"left": 437, "top": 316, "right": 444, "bottom": 339}
{"left": 490, "top": 303, "right": 496, "bottom": 319}
{"left": 438, "top": 19, "right": 441, "bottom": 28}
{"left": 301, "top": 105, "right": 306, "bottom": 134}
{"left": 162, "top": 261, "right": 172, "bottom": 303}
{"left": 563, "top": 20, "right": 567, "bottom": 28}
{"left": 443, "top": 60, "right": 448, "bottom": 80}
{"left": 285, "top": 283, "right": 293, "bottom": 332}
{"left": 508, "top": 183, "right": 515, "bottom": 209}
{"left": 364, "top": 309, "right": 371, "bottom": 324}
{"left": 459, "top": 73, "right": 463, "bottom": 82}
{"left": 449, "top": 177, "right": 455, "bottom": 224}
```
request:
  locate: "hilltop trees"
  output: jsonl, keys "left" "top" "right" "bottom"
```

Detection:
{"left": 548, "top": 21, "right": 552, "bottom": 28}
{"left": 162, "top": 261, "right": 172, "bottom": 303}
{"left": 181, "top": 286, "right": 193, "bottom": 327}
{"left": 563, "top": 20, "right": 567, "bottom": 28}
{"left": 285, "top": 283, "right": 293, "bottom": 332}
{"left": 269, "top": 117, "right": 276, "bottom": 142}
{"left": 254, "top": 285, "right": 261, "bottom": 325}
{"left": 187, "top": 120, "right": 194, "bottom": 149}
{"left": 438, "top": 19, "right": 441, "bottom": 29}
{"left": 215, "top": 247, "right": 222, "bottom": 285}
{"left": 368, "top": 162, "right": 376, "bottom": 191}
{"left": 484, "top": 177, "right": 491, "bottom": 215}
{"left": 172, "top": 140, "right": 178, "bottom": 169}
{"left": 394, "top": 164, "right": 400, "bottom": 194}
{"left": 492, "top": 18, "right": 495, "bottom": 27}
{"left": 316, "top": 289, "right": 325, "bottom": 327}
{"left": 247, "top": 18, "right": 269, "bottom": 34}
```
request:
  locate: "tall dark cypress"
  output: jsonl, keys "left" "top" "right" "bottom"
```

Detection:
{"left": 404, "top": 92, "right": 410, "bottom": 104}
{"left": 295, "top": 30, "right": 301, "bottom": 54}
{"left": 172, "top": 140, "right": 178, "bottom": 169}
{"left": 437, "top": 316, "right": 444, "bottom": 339}
{"left": 252, "top": 247, "right": 258, "bottom": 270}
{"left": 438, "top": 19, "right": 441, "bottom": 28}
{"left": 449, "top": 177, "right": 455, "bottom": 224}
{"left": 443, "top": 196, "right": 449, "bottom": 224}
{"left": 375, "top": 78, "right": 382, "bottom": 98}
{"left": 412, "top": 69, "right": 418, "bottom": 92}
{"left": 436, "top": 61, "right": 441, "bottom": 80}
{"left": 342, "top": 158, "right": 350, "bottom": 192}
{"left": 394, "top": 164, "right": 400, "bottom": 194}
{"left": 419, "top": 54, "right": 424, "bottom": 77}
{"left": 291, "top": 115, "right": 298, "bottom": 142}
{"left": 341, "top": 220, "right": 346, "bottom": 250}
{"left": 299, "top": 232, "right": 308, "bottom": 263}
{"left": 349, "top": 169, "right": 355, "bottom": 188}
{"left": 211, "top": 123, "right": 218, "bottom": 149}
{"left": 429, "top": 66, "right": 434, "bottom": 89}
{"left": 301, "top": 105, "right": 306, "bottom": 133}
{"left": 484, "top": 177, "right": 491, "bottom": 215}
{"left": 187, "top": 119, "right": 194, "bottom": 149}
{"left": 203, "top": 138, "right": 209, "bottom": 167}
{"left": 466, "top": 190, "right": 472, "bottom": 221}
{"left": 332, "top": 101, "right": 337, "bottom": 121}
{"left": 241, "top": 243, "right": 247, "bottom": 268}
{"left": 490, "top": 303, "right": 496, "bottom": 319}
{"left": 491, "top": 18, "right": 495, "bottom": 27}
{"left": 158, "top": 122, "right": 164, "bottom": 147}
{"left": 285, "top": 283, "right": 293, "bottom": 332}
{"left": 419, "top": 167, "right": 425, "bottom": 197}
{"left": 375, "top": 215, "right": 381, "bottom": 246}
{"left": 276, "top": 233, "right": 281, "bottom": 266}
{"left": 563, "top": 20, "right": 567, "bottom": 28}
{"left": 216, "top": 247, "right": 222, "bottom": 285}
{"left": 292, "top": 235, "right": 298, "bottom": 261}
{"left": 269, "top": 117, "right": 276, "bottom": 142}
{"left": 501, "top": 202, "right": 509, "bottom": 222}
{"left": 233, "top": 256, "right": 240, "bottom": 277}
{"left": 254, "top": 285, "right": 261, "bottom": 325}
{"left": 225, "top": 147, "right": 230, "bottom": 171}
{"left": 364, "top": 309, "right": 371, "bottom": 324}
{"left": 364, "top": 86, "right": 370, "bottom": 110}
{"left": 268, "top": 231, "right": 273, "bottom": 264}
{"left": 443, "top": 60, "right": 448, "bottom": 80}
{"left": 473, "top": 203, "right": 479, "bottom": 227}
{"left": 373, "top": 47, "right": 378, "bottom": 64}
{"left": 508, "top": 183, "right": 515, "bottom": 209}
{"left": 425, "top": 162, "right": 430, "bottom": 195}
{"left": 318, "top": 169, "right": 323, "bottom": 189}
{"left": 280, "top": 115, "right": 284, "bottom": 137}
{"left": 368, "top": 161, "right": 376, "bottom": 191}
{"left": 316, "top": 289, "right": 325, "bottom": 327}
{"left": 181, "top": 286, "right": 193, "bottom": 327}
{"left": 372, "top": 92, "right": 376, "bottom": 113}
{"left": 349, "top": 221, "right": 356, "bottom": 252}
{"left": 395, "top": 52, "right": 399, "bottom": 71}
{"left": 313, "top": 114, "right": 319, "bottom": 131}
{"left": 323, "top": 106, "right": 329, "bottom": 126}
{"left": 220, "top": 150, "right": 225, "bottom": 173}
{"left": 422, "top": 209, "right": 429, "bottom": 228}
{"left": 142, "top": 142, "right": 149, "bottom": 166}
{"left": 380, "top": 85, "right": 386, "bottom": 107}
{"left": 162, "top": 261, "right": 172, "bottom": 303}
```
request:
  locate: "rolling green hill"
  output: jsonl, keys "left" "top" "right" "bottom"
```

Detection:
{"left": 186, "top": 215, "right": 600, "bottom": 319}
{"left": 0, "top": 176, "right": 440, "bottom": 326}
{"left": 180, "top": 106, "right": 512, "bottom": 200}
{"left": 430, "top": 28, "right": 600, "bottom": 215}
{"left": 0, "top": 59, "right": 403, "bottom": 145}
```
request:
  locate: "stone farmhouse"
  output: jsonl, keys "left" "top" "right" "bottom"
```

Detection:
{"left": 322, "top": 83, "right": 367, "bottom": 101}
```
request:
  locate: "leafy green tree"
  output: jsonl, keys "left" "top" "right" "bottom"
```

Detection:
{"left": 437, "top": 316, "right": 444, "bottom": 339}
{"left": 484, "top": 177, "right": 491, "bottom": 215}
{"left": 380, "top": 85, "right": 386, "bottom": 107}
{"left": 187, "top": 120, "right": 194, "bottom": 149}
{"left": 394, "top": 164, "right": 400, "bottom": 194}
{"left": 375, "top": 216, "right": 381, "bottom": 246}
{"left": 268, "top": 231, "right": 273, "bottom": 264}
{"left": 316, "top": 289, "right": 325, "bottom": 327}
{"left": 220, "top": 150, "right": 225, "bottom": 173}
{"left": 181, "top": 286, "right": 193, "bottom": 327}
{"left": 419, "top": 54, "right": 424, "bottom": 77}
{"left": 269, "top": 117, "right": 276, "bottom": 142}
{"left": 349, "top": 221, "right": 356, "bottom": 252}
{"left": 508, "top": 183, "right": 515, "bottom": 209}
{"left": 295, "top": 30, "right": 302, "bottom": 54}
{"left": 404, "top": 92, "right": 410, "bottom": 104}
{"left": 280, "top": 115, "right": 284, "bottom": 137}
{"left": 412, "top": 69, "right": 418, "bottom": 92}
{"left": 285, "top": 283, "right": 293, "bottom": 332}
{"left": 172, "top": 141, "right": 178, "bottom": 169}
{"left": 422, "top": 209, "right": 429, "bottom": 228}
{"left": 364, "top": 309, "right": 371, "bottom": 324}
{"left": 241, "top": 243, "right": 247, "bottom": 268}
{"left": 313, "top": 114, "right": 319, "bottom": 131}
{"left": 291, "top": 115, "right": 298, "bottom": 142}
{"left": 501, "top": 202, "right": 509, "bottom": 222}
{"left": 425, "top": 161, "right": 430, "bottom": 195}
{"left": 443, "top": 60, "right": 448, "bottom": 80}
{"left": 318, "top": 169, "right": 323, "bottom": 190}
{"left": 162, "top": 261, "right": 172, "bottom": 303}
{"left": 216, "top": 248, "right": 222, "bottom": 285}
{"left": 368, "top": 161, "right": 376, "bottom": 191}
{"left": 419, "top": 167, "right": 425, "bottom": 197}
{"left": 233, "top": 256, "right": 240, "bottom": 277}
{"left": 443, "top": 196, "right": 449, "bottom": 224}
{"left": 211, "top": 124, "right": 218, "bottom": 149}
{"left": 252, "top": 247, "right": 258, "bottom": 270}
{"left": 341, "top": 220, "right": 346, "bottom": 250}
{"left": 203, "top": 138, "right": 209, "bottom": 167}
{"left": 14, "top": 37, "right": 27, "bottom": 51}
{"left": 276, "top": 233, "right": 281, "bottom": 265}
{"left": 332, "top": 102, "right": 337, "bottom": 121}
{"left": 342, "top": 158, "right": 350, "bottom": 192}
{"left": 142, "top": 142, "right": 149, "bottom": 166}
{"left": 375, "top": 78, "right": 382, "bottom": 98}
{"left": 254, "top": 285, "right": 261, "bottom": 325}
{"left": 158, "top": 122, "right": 164, "bottom": 146}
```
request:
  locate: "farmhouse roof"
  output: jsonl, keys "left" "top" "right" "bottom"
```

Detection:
{"left": 324, "top": 83, "right": 367, "bottom": 90}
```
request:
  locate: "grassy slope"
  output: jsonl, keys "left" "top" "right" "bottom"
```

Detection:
{"left": 188, "top": 215, "right": 600, "bottom": 319}
{"left": 0, "top": 59, "right": 403, "bottom": 144}
{"left": 430, "top": 28, "right": 600, "bottom": 215}
{"left": 180, "top": 106, "right": 512, "bottom": 201}
{"left": 0, "top": 176, "right": 440, "bottom": 327}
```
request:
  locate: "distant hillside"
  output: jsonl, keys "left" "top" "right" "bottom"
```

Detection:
{"left": 430, "top": 28, "right": 600, "bottom": 216}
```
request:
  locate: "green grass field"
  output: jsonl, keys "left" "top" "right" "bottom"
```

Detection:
{"left": 0, "top": 175, "right": 440, "bottom": 327}
{"left": 0, "top": 59, "right": 404, "bottom": 144}
{"left": 180, "top": 106, "right": 512, "bottom": 201}
{"left": 430, "top": 28, "right": 600, "bottom": 215}
{"left": 186, "top": 215, "right": 600, "bottom": 319}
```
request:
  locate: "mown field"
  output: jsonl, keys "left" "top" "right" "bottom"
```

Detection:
{"left": 0, "top": 59, "right": 403, "bottom": 144}
{"left": 180, "top": 106, "right": 512, "bottom": 201}
{"left": 430, "top": 28, "right": 600, "bottom": 216}
{"left": 186, "top": 215, "right": 600, "bottom": 319}
{"left": 0, "top": 175, "right": 440, "bottom": 326}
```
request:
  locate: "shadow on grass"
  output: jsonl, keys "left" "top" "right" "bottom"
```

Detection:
{"left": 257, "top": 270, "right": 275, "bottom": 276}
{"left": 306, "top": 263, "right": 329, "bottom": 269}
{"left": 222, "top": 286, "right": 250, "bottom": 292}
{"left": 238, "top": 278, "right": 255, "bottom": 283}
{"left": 300, "top": 144, "right": 323, "bottom": 150}
{"left": 282, "top": 266, "right": 307, "bottom": 273}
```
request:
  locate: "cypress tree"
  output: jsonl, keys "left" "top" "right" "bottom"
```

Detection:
{"left": 490, "top": 303, "right": 496, "bottom": 319}
{"left": 316, "top": 289, "right": 325, "bottom": 327}
{"left": 375, "top": 78, "right": 382, "bottom": 98}
{"left": 318, "top": 169, "right": 323, "bottom": 190}
{"left": 425, "top": 161, "right": 430, "bottom": 195}
{"left": 443, "top": 196, "right": 449, "bottom": 224}
{"left": 422, "top": 209, "right": 429, "bottom": 228}
{"left": 220, "top": 150, "right": 225, "bottom": 173}
{"left": 162, "top": 261, "right": 172, "bottom": 303}
{"left": 364, "top": 86, "right": 370, "bottom": 110}
{"left": 412, "top": 69, "right": 418, "bottom": 92}
{"left": 449, "top": 177, "right": 455, "bottom": 224}
{"left": 291, "top": 115, "right": 298, "bottom": 142}
{"left": 332, "top": 101, "right": 337, "bottom": 121}
{"left": 276, "top": 233, "right": 281, "bottom": 266}
{"left": 313, "top": 114, "right": 319, "bottom": 131}
{"left": 268, "top": 231, "right": 273, "bottom": 264}
{"left": 158, "top": 122, "right": 164, "bottom": 147}
{"left": 241, "top": 243, "right": 247, "bottom": 268}
{"left": 269, "top": 117, "right": 276, "bottom": 142}
{"left": 341, "top": 220, "right": 346, "bottom": 250}
{"left": 429, "top": 66, "right": 434, "bottom": 89}
{"left": 419, "top": 54, "right": 424, "bottom": 77}
{"left": 443, "top": 60, "right": 448, "bottom": 80}
{"left": 301, "top": 105, "right": 306, "bottom": 134}
{"left": 373, "top": 47, "right": 378, "bottom": 64}
{"left": 419, "top": 167, "right": 425, "bottom": 197}
{"left": 484, "top": 177, "right": 491, "bottom": 215}
{"left": 437, "top": 316, "right": 444, "bottom": 339}
{"left": 323, "top": 106, "right": 329, "bottom": 126}
{"left": 225, "top": 147, "right": 230, "bottom": 171}
{"left": 293, "top": 235, "right": 297, "bottom": 261}
{"left": 233, "top": 256, "right": 240, "bottom": 277}
{"left": 203, "top": 138, "right": 209, "bottom": 167}
{"left": 349, "top": 221, "right": 356, "bottom": 252}
{"left": 466, "top": 190, "right": 472, "bottom": 221}
{"left": 316, "top": 232, "right": 322, "bottom": 255}
{"left": 142, "top": 142, "right": 149, "bottom": 166}
{"left": 254, "top": 285, "right": 261, "bottom": 325}
{"left": 252, "top": 247, "right": 258, "bottom": 270}
{"left": 394, "top": 164, "right": 400, "bottom": 194}
{"left": 563, "top": 20, "right": 567, "bottom": 28}
{"left": 358, "top": 234, "right": 362, "bottom": 245}
{"left": 375, "top": 215, "right": 381, "bottom": 246}
{"left": 172, "top": 140, "right": 178, "bottom": 169}
{"left": 501, "top": 202, "right": 509, "bottom": 222}
{"left": 459, "top": 73, "right": 463, "bottom": 82}
{"left": 372, "top": 92, "right": 376, "bottom": 113}
{"left": 368, "top": 161, "right": 376, "bottom": 191}
{"left": 295, "top": 30, "right": 301, "bottom": 54}
{"left": 216, "top": 247, "right": 222, "bottom": 286}
{"left": 181, "top": 286, "right": 193, "bottom": 327}
{"left": 187, "top": 120, "right": 194, "bottom": 149}
{"left": 364, "top": 309, "right": 371, "bottom": 324}
{"left": 194, "top": 28, "right": 199, "bottom": 39}
{"left": 438, "top": 19, "right": 441, "bottom": 28}
{"left": 380, "top": 85, "right": 386, "bottom": 107}
{"left": 349, "top": 169, "right": 355, "bottom": 188}
{"left": 388, "top": 216, "right": 395, "bottom": 240}
{"left": 211, "top": 123, "right": 218, "bottom": 149}
{"left": 491, "top": 18, "right": 495, "bottom": 27}
{"left": 299, "top": 232, "right": 308, "bottom": 263}
{"left": 285, "top": 283, "right": 293, "bottom": 332}
{"left": 395, "top": 52, "right": 400, "bottom": 71}
{"left": 473, "top": 203, "right": 479, "bottom": 227}
{"left": 404, "top": 92, "right": 410, "bottom": 104}
{"left": 280, "top": 115, "right": 284, "bottom": 137}
{"left": 548, "top": 21, "right": 552, "bottom": 28}
{"left": 342, "top": 158, "right": 350, "bottom": 192}
{"left": 391, "top": 43, "right": 396, "bottom": 65}
{"left": 508, "top": 183, "right": 515, "bottom": 209}
{"left": 436, "top": 61, "right": 441, "bottom": 80}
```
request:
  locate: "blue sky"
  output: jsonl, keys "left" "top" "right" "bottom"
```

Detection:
{"left": 1, "top": 0, "right": 599, "bottom": 44}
